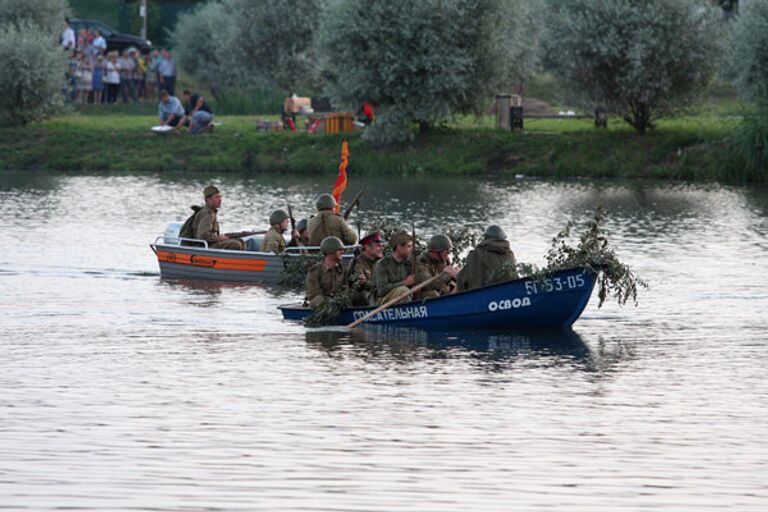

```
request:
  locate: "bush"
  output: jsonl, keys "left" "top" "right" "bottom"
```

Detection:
{"left": 729, "top": 1, "right": 768, "bottom": 99}
{"left": 0, "top": 23, "right": 66, "bottom": 126}
{"left": 320, "top": 0, "right": 536, "bottom": 145}
{"left": 213, "top": 86, "right": 285, "bottom": 116}
{"left": 543, "top": 0, "right": 720, "bottom": 135}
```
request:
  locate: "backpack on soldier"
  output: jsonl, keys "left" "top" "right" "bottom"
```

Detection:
{"left": 178, "top": 205, "right": 202, "bottom": 243}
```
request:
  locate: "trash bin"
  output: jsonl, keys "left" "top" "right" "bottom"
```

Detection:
{"left": 511, "top": 106, "right": 524, "bottom": 130}
{"left": 325, "top": 112, "right": 355, "bottom": 134}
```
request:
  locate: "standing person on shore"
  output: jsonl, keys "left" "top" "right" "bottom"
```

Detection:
{"left": 183, "top": 186, "right": 244, "bottom": 251}
{"left": 456, "top": 225, "right": 517, "bottom": 292}
{"left": 92, "top": 30, "right": 107, "bottom": 56}
{"left": 76, "top": 55, "right": 93, "bottom": 104}
{"left": 145, "top": 51, "right": 160, "bottom": 98}
{"left": 349, "top": 232, "right": 386, "bottom": 306}
{"left": 158, "top": 49, "right": 177, "bottom": 96}
{"left": 61, "top": 19, "right": 75, "bottom": 50}
{"left": 103, "top": 51, "right": 120, "bottom": 104}
{"left": 372, "top": 231, "right": 417, "bottom": 305}
{"left": 307, "top": 194, "right": 357, "bottom": 246}
{"left": 92, "top": 56, "right": 104, "bottom": 106}
{"left": 304, "top": 237, "right": 348, "bottom": 308}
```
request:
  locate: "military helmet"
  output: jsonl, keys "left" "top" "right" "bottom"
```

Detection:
{"left": 427, "top": 234, "right": 453, "bottom": 251}
{"left": 296, "top": 218, "right": 308, "bottom": 232}
{"left": 315, "top": 193, "right": 337, "bottom": 210}
{"left": 269, "top": 209, "right": 289, "bottom": 226}
{"left": 320, "top": 236, "right": 344, "bottom": 254}
{"left": 484, "top": 224, "right": 507, "bottom": 241}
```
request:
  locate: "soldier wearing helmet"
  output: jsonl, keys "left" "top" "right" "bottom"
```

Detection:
{"left": 261, "top": 209, "right": 296, "bottom": 252}
{"left": 349, "top": 231, "right": 386, "bottom": 306}
{"left": 414, "top": 233, "right": 459, "bottom": 300}
{"left": 372, "top": 231, "right": 417, "bottom": 305}
{"left": 305, "top": 236, "right": 349, "bottom": 308}
{"left": 183, "top": 185, "right": 244, "bottom": 250}
{"left": 307, "top": 193, "right": 358, "bottom": 247}
{"left": 288, "top": 218, "right": 310, "bottom": 248}
{"left": 456, "top": 225, "right": 518, "bottom": 292}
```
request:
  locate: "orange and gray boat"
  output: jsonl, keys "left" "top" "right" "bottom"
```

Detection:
{"left": 150, "top": 222, "right": 355, "bottom": 283}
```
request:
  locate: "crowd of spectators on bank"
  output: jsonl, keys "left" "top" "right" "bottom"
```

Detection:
{"left": 61, "top": 19, "right": 177, "bottom": 105}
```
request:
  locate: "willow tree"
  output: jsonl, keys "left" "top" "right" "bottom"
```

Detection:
{"left": 0, "top": 0, "right": 68, "bottom": 126}
{"left": 320, "top": 0, "right": 534, "bottom": 145}
{"left": 729, "top": 0, "right": 768, "bottom": 99}
{"left": 544, "top": 0, "right": 720, "bottom": 135}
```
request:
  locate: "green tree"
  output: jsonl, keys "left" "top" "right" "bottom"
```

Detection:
{"left": 729, "top": 0, "right": 768, "bottom": 99}
{"left": 543, "top": 0, "right": 720, "bottom": 135}
{"left": 321, "top": 0, "right": 533, "bottom": 144}
{"left": 0, "top": 0, "right": 68, "bottom": 126}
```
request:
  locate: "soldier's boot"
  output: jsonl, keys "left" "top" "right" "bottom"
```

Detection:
{"left": 377, "top": 286, "right": 411, "bottom": 305}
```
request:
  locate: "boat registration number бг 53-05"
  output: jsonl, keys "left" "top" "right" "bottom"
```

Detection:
{"left": 487, "top": 274, "right": 587, "bottom": 312}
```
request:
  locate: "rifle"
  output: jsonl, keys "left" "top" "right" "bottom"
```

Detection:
{"left": 347, "top": 221, "right": 362, "bottom": 286}
{"left": 224, "top": 229, "right": 268, "bottom": 238}
{"left": 287, "top": 201, "right": 296, "bottom": 232}
{"left": 342, "top": 186, "right": 366, "bottom": 220}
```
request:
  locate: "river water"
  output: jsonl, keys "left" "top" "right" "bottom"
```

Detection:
{"left": 1, "top": 171, "right": 767, "bottom": 511}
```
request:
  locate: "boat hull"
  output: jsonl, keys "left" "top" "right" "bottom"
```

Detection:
{"left": 280, "top": 267, "right": 598, "bottom": 330}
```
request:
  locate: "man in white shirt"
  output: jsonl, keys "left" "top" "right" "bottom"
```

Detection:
{"left": 61, "top": 19, "right": 75, "bottom": 50}
{"left": 92, "top": 30, "right": 107, "bottom": 55}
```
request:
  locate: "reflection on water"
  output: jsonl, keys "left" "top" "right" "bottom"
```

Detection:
{"left": 2, "top": 172, "right": 768, "bottom": 511}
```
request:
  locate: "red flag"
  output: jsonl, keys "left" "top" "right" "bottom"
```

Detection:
{"left": 332, "top": 140, "right": 349, "bottom": 213}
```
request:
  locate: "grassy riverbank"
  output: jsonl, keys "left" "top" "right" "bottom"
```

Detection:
{"left": 0, "top": 111, "right": 748, "bottom": 181}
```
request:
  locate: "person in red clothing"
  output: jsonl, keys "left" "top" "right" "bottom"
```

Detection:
{"left": 359, "top": 101, "right": 375, "bottom": 125}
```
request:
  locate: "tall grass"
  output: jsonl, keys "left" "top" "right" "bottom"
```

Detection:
{"left": 213, "top": 87, "right": 285, "bottom": 116}
{"left": 734, "top": 98, "right": 768, "bottom": 182}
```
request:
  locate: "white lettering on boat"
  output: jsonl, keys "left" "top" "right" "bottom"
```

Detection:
{"left": 487, "top": 297, "right": 531, "bottom": 312}
{"left": 352, "top": 305, "right": 429, "bottom": 323}
{"left": 525, "top": 274, "right": 586, "bottom": 295}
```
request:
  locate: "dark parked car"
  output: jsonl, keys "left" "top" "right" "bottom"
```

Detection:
{"left": 70, "top": 19, "right": 152, "bottom": 54}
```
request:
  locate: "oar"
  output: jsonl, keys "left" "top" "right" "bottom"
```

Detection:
{"left": 347, "top": 271, "right": 446, "bottom": 328}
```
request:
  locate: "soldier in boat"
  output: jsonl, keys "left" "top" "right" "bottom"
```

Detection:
{"left": 456, "top": 225, "right": 518, "bottom": 291}
{"left": 180, "top": 185, "right": 244, "bottom": 250}
{"left": 261, "top": 209, "right": 297, "bottom": 252}
{"left": 305, "top": 236, "right": 348, "bottom": 308}
{"left": 349, "top": 231, "right": 386, "bottom": 306}
{"left": 288, "top": 218, "right": 310, "bottom": 248}
{"left": 307, "top": 194, "right": 358, "bottom": 246}
{"left": 372, "top": 231, "right": 417, "bottom": 305}
{"left": 414, "top": 234, "right": 458, "bottom": 300}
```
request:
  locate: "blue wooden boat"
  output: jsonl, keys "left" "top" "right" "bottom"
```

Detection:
{"left": 279, "top": 266, "right": 599, "bottom": 329}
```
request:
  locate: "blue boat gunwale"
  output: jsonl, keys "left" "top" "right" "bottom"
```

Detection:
{"left": 279, "top": 265, "right": 601, "bottom": 314}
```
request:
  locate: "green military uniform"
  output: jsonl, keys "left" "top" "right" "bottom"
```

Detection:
{"left": 260, "top": 227, "right": 286, "bottom": 252}
{"left": 415, "top": 253, "right": 456, "bottom": 300}
{"left": 372, "top": 255, "right": 412, "bottom": 305}
{"left": 308, "top": 211, "right": 358, "bottom": 247}
{"left": 349, "top": 253, "right": 379, "bottom": 306}
{"left": 192, "top": 205, "right": 243, "bottom": 250}
{"left": 305, "top": 261, "right": 348, "bottom": 308}
{"left": 456, "top": 239, "right": 517, "bottom": 292}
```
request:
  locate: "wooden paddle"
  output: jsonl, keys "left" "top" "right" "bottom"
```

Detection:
{"left": 347, "top": 271, "right": 446, "bottom": 328}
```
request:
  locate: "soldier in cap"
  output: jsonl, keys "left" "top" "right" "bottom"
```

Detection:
{"left": 288, "top": 218, "right": 310, "bottom": 248}
{"left": 307, "top": 193, "right": 358, "bottom": 247}
{"left": 414, "top": 234, "right": 459, "bottom": 300}
{"left": 456, "top": 225, "right": 517, "bottom": 292}
{"left": 372, "top": 231, "right": 417, "bottom": 305}
{"left": 261, "top": 209, "right": 297, "bottom": 252}
{"left": 305, "top": 236, "right": 349, "bottom": 308}
{"left": 349, "top": 231, "right": 386, "bottom": 306}
{"left": 186, "top": 185, "right": 244, "bottom": 250}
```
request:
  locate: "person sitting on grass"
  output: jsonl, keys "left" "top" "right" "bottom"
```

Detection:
{"left": 158, "top": 90, "right": 185, "bottom": 132}
{"left": 181, "top": 89, "right": 215, "bottom": 135}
